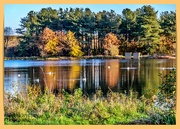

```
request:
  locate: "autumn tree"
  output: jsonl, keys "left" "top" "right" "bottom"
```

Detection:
{"left": 39, "top": 27, "right": 66, "bottom": 56}
{"left": 65, "top": 31, "right": 83, "bottom": 57}
{"left": 56, "top": 31, "right": 69, "bottom": 55}
{"left": 103, "top": 32, "right": 119, "bottom": 56}
{"left": 39, "top": 27, "right": 55, "bottom": 56}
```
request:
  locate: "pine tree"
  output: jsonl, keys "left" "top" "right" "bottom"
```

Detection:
{"left": 159, "top": 11, "right": 176, "bottom": 54}
{"left": 136, "top": 5, "right": 161, "bottom": 54}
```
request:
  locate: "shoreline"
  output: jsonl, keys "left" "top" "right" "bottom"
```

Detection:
{"left": 4, "top": 55, "right": 176, "bottom": 61}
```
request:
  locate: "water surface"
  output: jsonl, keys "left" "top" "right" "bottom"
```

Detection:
{"left": 4, "top": 59, "right": 176, "bottom": 98}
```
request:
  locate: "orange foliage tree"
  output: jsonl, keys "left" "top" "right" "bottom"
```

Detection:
{"left": 158, "top": 36, "right": 175, "bottom": 54}
{"left": 103, "top": 32, "right": 120, "bottom": 56}
{"left": 39, "top": 27, "right": 67, "bottom": 56}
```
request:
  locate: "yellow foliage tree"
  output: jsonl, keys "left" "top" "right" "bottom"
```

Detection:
{"left": 69, "top": 45, "right": 84, "bottom": 57}
{"left": 66, "top": 31, "right": 83, "bottom": 57}
{"left": 44, "top": 37, "right": 59, "bottom": 55}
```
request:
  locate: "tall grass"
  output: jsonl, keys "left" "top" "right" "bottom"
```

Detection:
{"left": 4, "top": 86, "right": 175, "bottom": 125}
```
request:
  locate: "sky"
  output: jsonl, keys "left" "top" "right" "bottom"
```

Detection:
{"left": 4, "top": 4, "right": 176, "bottom": 32}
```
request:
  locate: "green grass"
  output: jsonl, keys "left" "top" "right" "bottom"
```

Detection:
{"left": 4, "top": 86, "right": 176, "bottom": 125}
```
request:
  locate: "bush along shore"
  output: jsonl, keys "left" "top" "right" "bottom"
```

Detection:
{"left": 4, "top": 69, "right": 176, "bottom": 125}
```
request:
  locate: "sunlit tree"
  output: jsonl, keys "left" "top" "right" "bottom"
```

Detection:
{"left": 65, "top": 31, "right": 83, "bottom": 57}
{"left": 103, "top": 32, "right": 119, "bottom": 55}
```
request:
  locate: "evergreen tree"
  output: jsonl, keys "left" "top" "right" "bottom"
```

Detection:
{"left": 119, "top": 8, "right": 136, "bottom": 41}
{"left": 119, "top": 8, "right": 138, "bottom": 53}
{"left": 159, "top": 11, "right": 176, "bottom": 54}
{"left": 135, "top": 5, "right": 161, "bottom": 54}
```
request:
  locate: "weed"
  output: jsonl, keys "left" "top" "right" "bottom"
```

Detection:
{"left": 4, "top": 69, "right": 176, "bottom": 125}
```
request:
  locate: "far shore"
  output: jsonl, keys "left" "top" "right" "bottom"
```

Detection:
{"left": 4, "top": 54, "right": 176, "bottom": 61}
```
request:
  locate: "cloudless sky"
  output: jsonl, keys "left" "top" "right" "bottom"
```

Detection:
{"left": 4, "top": 4, "right": 176, "bottom": 31}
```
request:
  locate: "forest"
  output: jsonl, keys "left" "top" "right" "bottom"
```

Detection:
{"left": 4, "top": 5, "right": 176, "bottom": 57}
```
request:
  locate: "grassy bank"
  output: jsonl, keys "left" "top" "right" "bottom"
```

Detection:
{"left": 4, "top": 86, "right": 175, "bottom": 125}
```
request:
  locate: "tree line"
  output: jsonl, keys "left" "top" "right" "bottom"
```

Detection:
{"left": 4, "top": 5, "right": 176, "bottom": 57}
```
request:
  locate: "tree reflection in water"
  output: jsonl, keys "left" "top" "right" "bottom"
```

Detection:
{"left": 4, "top": 59, "right": 176, "bottom": 98}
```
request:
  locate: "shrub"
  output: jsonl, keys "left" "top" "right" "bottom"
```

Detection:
{"left": 159, "top": 68, "right": 176, "bottom": 100}
{"left": 150, "top": 68, "right": 176, "bottom": 125}
{"left": 4, "top": 87, "right": 152, "bottom": 125}
{"left": 108, "top": 44, "right": 119, "bottom": 56}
